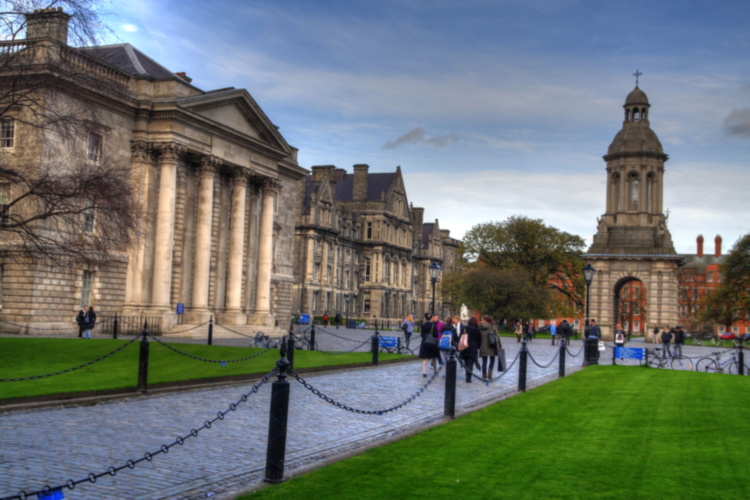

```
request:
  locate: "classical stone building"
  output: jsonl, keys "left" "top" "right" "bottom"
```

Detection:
{"left": 294, "top": 164, "right": 460, "bottom": 325}
{"left": 584, "top": 84, "right": 683, "bottom": 340}
{"left": 0, "top": 9, "right": 306, "bottom": 332}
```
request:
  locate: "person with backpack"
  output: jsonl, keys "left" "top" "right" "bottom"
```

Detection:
{"left": 479, "top": 315, "right": 501, "bottom": 381}
{"left": 401, "top": 314, "right": 414, "bottom": 349}
{"left": 439, "top": 316, "right": 456, "bottom": 364}
{"left": 419, "top": 315, "right": 440, "bottom": 377}
{"left": 558, "top": 319, "right": 572, "bottom": 344}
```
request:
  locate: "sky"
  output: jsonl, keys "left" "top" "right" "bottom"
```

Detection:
{"left": 101, "top": 0, "right": 750, "bottom": 255}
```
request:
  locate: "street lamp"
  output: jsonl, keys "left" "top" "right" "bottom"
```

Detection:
{"left": 428, "top": 262, "right": 442, "bottom": 316}
{"left": 583, "top": 263, "right": 596, "bottom": 336}
{"left": 344, "top": 293, "right": 350, "bottom": 329}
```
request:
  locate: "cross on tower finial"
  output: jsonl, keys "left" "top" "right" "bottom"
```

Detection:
{"left": 633, "top": 69, "right": 643, "bottom": 87}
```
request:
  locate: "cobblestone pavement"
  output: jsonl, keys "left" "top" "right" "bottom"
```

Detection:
{"left": 0, "top": 330, "right": 735, "bottom": 500}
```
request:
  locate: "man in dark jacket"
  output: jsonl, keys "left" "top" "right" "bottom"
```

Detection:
{"left": 76, "top": 305, "right": 88, "bottom": 338}
{"left": 661, "top": 326, "right": 673, "bottom": 357}
{"left": 558, "top": 319, "right": 573, "bottom": 344}
{"left": 588, "top": 319, "right": 602, "bottom": 339}
{"left": 673, "top": 326, "right": 686, "bottom": 357}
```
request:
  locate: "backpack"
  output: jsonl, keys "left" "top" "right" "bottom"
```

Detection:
{"left": 439, "top": 332, "right": 452, "bottom": 350}
{"left": 488, "top": 330, "right": 497, "bottom": 347}
{"left": 401, "top": 322, "right": 409, "bottom": 333}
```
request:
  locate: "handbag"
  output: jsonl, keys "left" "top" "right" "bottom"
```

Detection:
{"left": 458, "top": 333, "right": 469, "bottom": 352}
{"left": 497, "top": 348, "right": 507, "bottom": 371}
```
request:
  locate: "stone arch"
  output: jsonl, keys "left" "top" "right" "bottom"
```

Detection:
{"left": 613, "top": 275, "right": 648, "bottom": 337}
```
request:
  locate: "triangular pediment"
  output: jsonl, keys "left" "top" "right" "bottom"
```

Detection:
{"left": 175, "top": 88, "right": 293, "bottom": 155}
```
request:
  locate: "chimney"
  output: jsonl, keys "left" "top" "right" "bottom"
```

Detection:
{"left": 25, "top": 7, "right": 71, "bottom": 45}
{"left": 334, "top": 168, "right": 347, "bottom": 183}
{"left": 311, "top": 165, "right": 336, "bottom": 184}
{"left": 175, "top": 72, "right": 193, "bottom": 83}
{"left": 697, "top": 235, "right": 704, "bottom": 258}
{"left": 353, "top": 164, "right": 369, "bottom": 202}
{"left": 715, "top": 235, "right": 722, "bottom": 257}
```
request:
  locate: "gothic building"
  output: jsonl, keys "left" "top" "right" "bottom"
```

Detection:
{"left": 0, "top": 9, "right": 306, "bottom": 332}
{"left": 294, "top": 164, "right": 460, "bottom": 325}
{"left": 584, "top": 83, "right": 683, "bottom": 340}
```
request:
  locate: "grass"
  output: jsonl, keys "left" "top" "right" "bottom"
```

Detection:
{"left": 243, "top": 366, "right": 750, "bottom": 500}
{"left": 0, "top": 338, "right": 408, "bottom": 401}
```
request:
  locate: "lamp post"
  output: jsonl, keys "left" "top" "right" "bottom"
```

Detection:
{"left": 428, "top": 262, "right": 442, "bottom": 317}
{"left": 344, "top": 293, "right": 350, "bottom": 329}
{"left": 583, "top": 263, "right": 596, "bottom": 336}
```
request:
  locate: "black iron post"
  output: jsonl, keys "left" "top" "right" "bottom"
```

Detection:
{"left": 137, "top": 321, "right": 149, "bottom": 394}
{"left": 286, "top": 334, "right": 295, "bottom": 370}
{"left": 310, "top": 323, "right": 316, "bottom": 351}
{"left": 558, "top": 337, "right": 566, "bottom": 378}
{"left": 428, "top": 261, "right": 442, "bottom": 317}
{"left": 612, "top": 345, "right": 617, "bottom": 365}
{"left": 583, "top": 263, "right": 595, "bottom": 338}
{"left": 518, "top": 340, "right": 528, "bottom": 392}
{"left": 113, "top": 312, "right": 119, "bottom": 340}
{"left": 344, "top": 293, "right": 350, "bottom": 329}
{"left": 264, "top": 357, "right": 291, "bottom": 484}
{"left": 444, "top": 348, "right": 457, "bottom": 419}
{"left": 738, "top": 339, "right": 745, "bottom": 376}
{"left": 397, "top": 336, "right": 402, "bottom": 355}
{"left": 371, "top": 331, "right": 380, "bottom": 366}
{"left": 207, "top": 316, "right": 214, "bottom": 345}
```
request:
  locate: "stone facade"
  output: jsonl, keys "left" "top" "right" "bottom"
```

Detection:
{"left": 585, "top": 85, "right": 683, "bottom": 340}
{"left": 0, "top": 9, "right": 307, "bottom": 333}
{"left": 294, "top": 165, "right": 460, "bottom": 326}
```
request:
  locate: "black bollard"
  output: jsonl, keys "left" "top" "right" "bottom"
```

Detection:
{"left": 444, "top": 348, "right": 457, "bottom": 419}
{"left": 264, "top": 357, "right": 291, "bottom": 484}
{"left": 583, "top": 336, "right": 599, "bottom": 366}
{"left": 558, "top": 338, "right": 566, "bottom": 378}
{"left": 397, "top": 337, "right": 402, "bottom": 355}
{"left": 612, "top": 345, "right": 617, "bottom": 366}
{"left": 208, "top": 316, "right": 214, "bottom": 346}
{"left": 518, "top": 340, "right": 528, "bottom": 392}
{"left": 113, "top": 312, "right": 119, "bottom": 340}
{"left": 738, "top": 340, "right": 744, "bottom": 376}
{"left": 309, "top": 324, "right": 316, "bottom": 351}
{"left": 286, "top": 334, "right": 295, "bottom": 370}
{"left": 137, "top": 322, "right": 149, "bottom": 394}
{"left": 371, "top": 332, "right": 380, "bottom": 366}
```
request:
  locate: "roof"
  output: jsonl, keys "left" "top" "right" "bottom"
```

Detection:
{"left": 422, "top": 223, "right": 435, "bottom": 248}
{"left": 303, "top": 171, "right": 396, "bottom": 210}
{"left": 625, "top": 86, "right": 649, "bottom": 106}
{"left": 79, "top": 43, "right": 189, "bottom": 82}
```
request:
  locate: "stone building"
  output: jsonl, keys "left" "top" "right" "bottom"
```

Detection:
{"left": 584, "top": 83, "right": 683, "bottom": 340}
{"left": 0, "top": 9, "right": 306, "bottom": 332}
{"left": 294, "top": 164, "right": 460, "bottom": 325}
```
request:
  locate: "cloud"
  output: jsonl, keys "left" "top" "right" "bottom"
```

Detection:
{"left": 121, "top": 24, "right": 139, "bottom": 33}
{"left": 724, "top": 108, "right": 750, "bottom": 137}
{"left": 383, "top": 127, "right": 460, "bottom": 149}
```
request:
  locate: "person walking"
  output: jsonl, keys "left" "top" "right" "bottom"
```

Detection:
{"left": 459, "top": 317, "right": 482, "bottom": 383}
{"left": 558, "top": 319, "right": 572, "bottom": 344}
{"left": 523, "top": 321, "right": 532, "bottom": 342}
{"left": 335, "top": 312, "right": 341, "bottom": 329}
{"left": 76, "top": 305, "right": 88, "bottom": 338}
{"left": 550, "top": 322, "right": 557, "bottom": 346}
{"left": 479, "top": 315, "right": 500, "bottom": 381}
{"left": 661, "top": 326, "right": 673, "bottom": 358}
{"left": 323, "top": 312, "right": 330, "bottom": 327}
{"left": 515, "top": 321, "right": 522, "bottom": 343}
{"left": 419, "top": 316, "right": 440, "bottom": 377}
{"left": 401, "top": 314, "right": 415, "bottom": 349}
{"left": 673, "top": 325, "right": 686, "bottom": 357}
{"left": 589, "top": 319, "right": 602, "bottom": 339}
{"left": 83, "top": 305, "right": 97, "bottom": 338}
{"left": 440, "top": 316, "right": 456, "bottom": 365}
{"left": 652, "top": 325, "right": 660, "bottom": 344}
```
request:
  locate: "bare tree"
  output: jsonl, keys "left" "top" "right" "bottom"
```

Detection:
{"left": 0, "top": 1, "right": 138, "bottom": 264}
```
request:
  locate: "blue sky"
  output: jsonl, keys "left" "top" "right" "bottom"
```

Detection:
{"left": 102, "top": 0, "right": 750, "bottom": 254}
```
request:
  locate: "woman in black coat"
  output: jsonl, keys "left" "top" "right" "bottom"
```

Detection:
{"left": 460, "top": 317, "right": 482, "bottom": 383}
{"left": 418, "top": 315, "right": 440, "bottom": 377}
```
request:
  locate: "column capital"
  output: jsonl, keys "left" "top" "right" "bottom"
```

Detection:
{"left": 153, "top": 142, "right": 187, "bottom": 163}
{"left": 261, "top": 177, "right": 281, "bottom": 194}
{"left": 232, "top": 167, "right": 252, "bottom": 187}
{"left": 130, "top": 140, "right": 151, "bottom": 162}
{"left": 199, "top": 155, "right": 221, "bottom": 177}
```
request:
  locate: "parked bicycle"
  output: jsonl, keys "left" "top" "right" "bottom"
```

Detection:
{"left": 253, "top": 332, "right": 281, "bottom": 349}
{"left": 694, "top": 350, "right": 748, "bottom": 375}
{"left": 648, "top": 348, "right": 693, "bottom": 371}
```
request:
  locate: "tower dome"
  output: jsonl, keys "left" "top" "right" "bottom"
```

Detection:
{"left": 606, "top": 86, "right": 666, "bottom": 157}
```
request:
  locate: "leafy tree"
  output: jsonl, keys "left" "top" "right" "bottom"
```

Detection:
{"left": 698, "top": 234, "right": 750, "bottom": 331}
{"left": 460, "top": 215, "right": 586, "bottom": 316}
{"left": 0, "top": 1, "right": 138, "bottom": 263}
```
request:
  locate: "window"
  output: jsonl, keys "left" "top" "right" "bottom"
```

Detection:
{"left": 364, "top": 258, "right": 371, "bottom": 282}
{"left": 312, "top": 291, "right": 319, "bottom": 313}
{"left": 87, "top": 132, "right": 102, "bottom": 163}
{"left": 326, "top": 265, "right": 332, "bottom": 283}
{"left": 1, "top": 118, "right": 14, "bottom": 148}
{"left": 313, "top": 263, "right": 320, "bottom": 281}
{"left": 81, "top": 270, "right": 93, "bottom": 307}
{"left": 0, "top": 183, "right": 9, "bottom": 225}
{"left": 628, "top": 172, "right": 639, "bottom": 210}
{"left": 366, "top": 221, "right": 372, "bottom": 239}
{"left": 83, "top": 198, "right": 95, "bottom": 232}
{"left": 0, "top": 264, "right": 3, "bottom": 307}
{"left": 732, "top": 326, "right": 739, "bottom": 334}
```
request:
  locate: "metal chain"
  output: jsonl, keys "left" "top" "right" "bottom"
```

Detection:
{"left": 313, "top": 338, "right": 373, "bottom": 355}
{"left": 0, "top": 319, "right": 75, "bottom": 333}
{"left": 0, "top": 336, "right": 141, "bottom": 382}
{"left": 313, "top": 327, "right": 367, "bottom": 343}
{"left": 289, "top": 363, "right": 443, "bottom": 415}
{"left": 148, "top": 335, "right": 273, "bottom": 364}
{"left": 526, "top": 347, "right": 561, "bottom": 369}
{"left": 170, "top": 321, "right": 211, "bottom": 334}
{"left": 0, "top": 369, "right": 276, "bottom": 500}
{"left": 566, "top": 343, "right": 585, "bottom": 357}
{"left": 212, "top": 323, "right": 266, "bottom": 339}
{"left": 488, "top": 350, "right": 522, "bottom": 381}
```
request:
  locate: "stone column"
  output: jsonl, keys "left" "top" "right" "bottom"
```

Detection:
{"left": 187, "top": 156, "right": 219, "bottom": 323}
{"left": 151, "top": 143, "right": 184, "bottom": 314}
{"left": 123, "top": 140, "right": 152, "bottom": 313}
{"left": 249, "top": 178, "right": 279, "bottom": 326}
{"left": 221, "top": 169, "right": 249, "bottom": 324}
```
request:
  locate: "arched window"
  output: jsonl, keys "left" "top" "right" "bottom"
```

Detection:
{"left": 633, "top": 109, "right": 640, "bottom": 122}
{"left": 646, "top": 172, "right": 655, "bottom": 212}
{"left": 628, "top": 172, "right": 639, "bottom": 210}
{"left": 613, "top": 173, "right": 621, "bottom": 211}
{"left": 641, "top": 108, "right": 647, "bottom": 121}
{"left": 625, "top": 109, "right": 630, "bottom": 121}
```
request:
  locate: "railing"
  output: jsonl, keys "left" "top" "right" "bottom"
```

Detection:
{"left": 97, "top": 315, "right": 162, "bottom": 336}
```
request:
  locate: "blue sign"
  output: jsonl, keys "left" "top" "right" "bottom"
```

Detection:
{"left": 300, "top": 314, "right": 310, "bottom": 324}
{"left": 616, "top": 347, "right": 644, "bottom": 360}
{"left": 176, "top": 303, "right": 185, "bottom": 315}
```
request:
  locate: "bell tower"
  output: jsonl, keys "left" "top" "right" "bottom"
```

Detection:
{"left": 584, "top": 74, "right": 683, "bottom": 340}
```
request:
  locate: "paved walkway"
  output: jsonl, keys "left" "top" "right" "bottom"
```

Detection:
{"left": 0, "top": 330, "right": 722, "bottom": 500}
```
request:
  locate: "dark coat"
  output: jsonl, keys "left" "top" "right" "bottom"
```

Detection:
{"left": 419, "top": 321, "right": 439, "bottom": 359}
{"left": 87, "top": 309, "right": 97, "bottom": 330}
{"left": 460, "top": 325, "right": 481, "bottom": 361}
{"left": 76, "top": 309, "right": 88, "bottom": 328}
{"left": 479, "top": 321, "right": 500, "bottom": 357}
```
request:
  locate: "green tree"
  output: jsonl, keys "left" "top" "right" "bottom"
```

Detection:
{"left": 460, "top": 215, "right": 586, "bottom": 316}
{"left": 699, "top": 234, "right": 750, "bottom": 330}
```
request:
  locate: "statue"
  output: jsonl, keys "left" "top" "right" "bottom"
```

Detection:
{"left": 460, "top": 303, "right": 470, "bottom": 322}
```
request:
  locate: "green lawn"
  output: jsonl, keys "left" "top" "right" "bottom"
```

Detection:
{"left": 0, "top": 338, "right": 407, "bottom": 401}
{"left": 244, "top": 366, "right": 750, "bottom": 500}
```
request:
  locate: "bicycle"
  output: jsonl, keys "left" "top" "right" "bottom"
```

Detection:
{"left": 648, "top": 348, "right": 692, "bottom": 370}
{"left": 253, "top": 332, "right": 281, "bottom": 349}
{"left": 694, "top": 350, "right": 748, "bottom": 374}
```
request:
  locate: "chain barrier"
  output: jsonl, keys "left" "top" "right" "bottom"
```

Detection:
{"left": 0, "top": 336, "right": 140, "bottom": 382}
{"left": 148, "top": 335, "right": 273, "bottom": 364}
{"left": 170, "top": 321, "right": 211, "bottom": 334}
{"left": 566, "top": 342, "right": 584, "bottom": 358}
{"left": 211, "top": 323, "right": 265, "bottom": 340}
{"left": 0, "top": 369, "right": 277, "bottom": 500}
{"left": 289, "top": 363, "right": 444, "bottom": 415}
{"left": 488, "top": 349, "right": 522, "bottom": 381}
{"left": 314, "top": 338, "right": 372, "bottom": 355}
{"left": 0, "top": 319, "right": 73, "bottom": 333}
{"left": 526, "top": 347, "right": 561, "bottom": 369}
{"left": 313, "top": 326, "right": 366, "bottom": 343}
